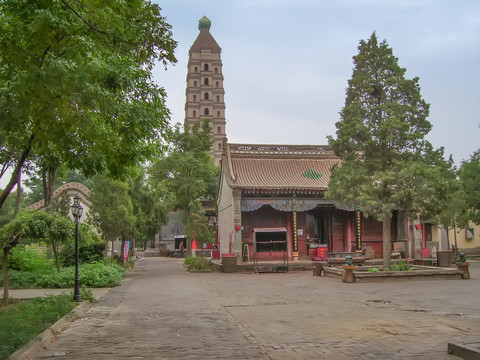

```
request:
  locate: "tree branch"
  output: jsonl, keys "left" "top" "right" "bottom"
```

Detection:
{"left": 61, "top": 0, "right": 108, "bottom": 35}
{"left": 0, "top": 134, "right": 34, "bottom": 210}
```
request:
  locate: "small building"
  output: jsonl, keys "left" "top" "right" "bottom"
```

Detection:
{"left": 217, "top": 142, "right": 402, "bottom": 262}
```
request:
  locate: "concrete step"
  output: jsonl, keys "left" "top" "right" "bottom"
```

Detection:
{"left": 447, "top": 342, "right": 480, "bottom": 360}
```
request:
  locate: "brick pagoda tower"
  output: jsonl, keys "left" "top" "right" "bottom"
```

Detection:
{"left": 184, "top": 16, "right": 226, "bottom": 165}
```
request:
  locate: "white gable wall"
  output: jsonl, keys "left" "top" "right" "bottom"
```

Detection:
{"left": 217, "top": 171, "right": 235, "bottom": 256}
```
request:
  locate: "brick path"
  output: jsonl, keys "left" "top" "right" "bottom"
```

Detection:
{"left": 29, "top": 258, "right": 479, "bottom": 359}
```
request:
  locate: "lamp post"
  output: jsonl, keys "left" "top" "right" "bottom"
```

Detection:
{"left": 71, "top": 195, "right": 83, "bottom": 302}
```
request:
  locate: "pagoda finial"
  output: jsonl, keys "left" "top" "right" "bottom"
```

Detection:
{"left": 198, "top": 16, "right": 211, "bottom": 31}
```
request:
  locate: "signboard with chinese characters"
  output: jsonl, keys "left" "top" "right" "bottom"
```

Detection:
{"left": 355, "top": 209, "right": 362, "bottom": 250}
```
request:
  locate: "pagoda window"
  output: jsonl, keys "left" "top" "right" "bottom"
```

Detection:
{"left": 204, "top": 78, "right": 209, "bottom": 85}
{"left": 204, "top": 108, "right": 209, "bottom": 116}
{"left": 204, "top": 92, "right": 209, "bottom": 100}
{"left": 204, "top": 64, "right": 209, "bottom": 71}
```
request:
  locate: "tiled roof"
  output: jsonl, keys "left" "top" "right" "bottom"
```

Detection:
{"left": 190, "top": 30, "right": 221, "bottom": 54}
{"left": 223, "top": 143, "right": 340, "bottom": 194}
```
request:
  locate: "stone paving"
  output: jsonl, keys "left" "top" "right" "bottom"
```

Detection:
{"left": 25, "top": 257, "right": 479, "bottom": 359}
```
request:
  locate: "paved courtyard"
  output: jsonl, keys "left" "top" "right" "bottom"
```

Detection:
{"left": 28, "top": 257, "right": 479, "bottom": 359}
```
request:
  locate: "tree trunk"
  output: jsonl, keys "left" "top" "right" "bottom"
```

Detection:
{"left": 43, "top": 166, "right": 58, "bottom": 208}
{"left": 52, "top": 241, "right": 61, "bottom": 272}
{"left": 14, "top": 173, "right": 23, "bottom": 218}
{"left": 111, "top": 238, "right": 114, "bottom": 264}
{"left": 184, "top": 206, "right": 191, "bottom": 257}
{"left": 2, "top": 248, "right": 9, "bottom": 307}
{"left": 382, "top": 211, "right": 392, "bottom": 268}
{"left": 119, "top": 236, "right": 126, "bottom": 265}
{"left": 0, "top": 135, "right": 34, "bottom": 211}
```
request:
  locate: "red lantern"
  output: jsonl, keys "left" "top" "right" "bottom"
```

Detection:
{"left": 415, "top": 224, "right": 420, "bottom": 229}
{"left": 235, "top": 225, "right": 241, "bottom": 231}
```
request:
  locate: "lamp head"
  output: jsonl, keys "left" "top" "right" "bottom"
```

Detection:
{"left": 71, "top": 195, "right": 83, "bottom": 218}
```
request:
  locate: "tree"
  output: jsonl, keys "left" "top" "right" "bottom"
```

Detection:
{"left": 0, "top": 190, "right": 21, "bottom": 226}
{"left": 89, "top": 176, "right": 136, "bottom": 263}
{"left": 130, "top": 169, "right": 168, "bottom": 250}
{"left": 186, "top": 212, "right": 216, "bottom": 249}
{"left": 0, "top": 210, "right": 74, "bottom": 306}
{"left": 149, "top": 120, "right": 219, "bottom": 256}
{"left": 458, "top": 149, "right": 480, "bottom": 226}
{"left": 327, "top": 32, "right": 455, "bottom": 267}
{"left": 0, "top": 0, "right": 177, "bottom": 212}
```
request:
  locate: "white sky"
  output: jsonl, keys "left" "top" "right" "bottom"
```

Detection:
{"left": 153, "top": 0, "right": 480, "bottom": 165}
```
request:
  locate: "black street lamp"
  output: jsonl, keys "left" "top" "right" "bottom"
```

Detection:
{"left": 71, "top": 195, "right": 83, "bottom": 302}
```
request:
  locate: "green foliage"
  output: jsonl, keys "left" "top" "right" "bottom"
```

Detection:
{"left": 0, "top": 190, "right": 21, "bottom": 225}
{"left": 130, "top": 168, "right": 168, "bottom": 249}
{"left": 186, "top": 212, "right": 216, "bottom": 245}
{"left": 37, "top": 262, "right": 126, "bottom": 288}
{"left": 184, "top": 256, "right": 197, "bottom": 267}
{"left": 80, "top": 286, "right": 96, "bottom": 303}
{"left": 184, "top": 256, "right": 213, "bottom": 271}
{"left": 1, "top": 258, "right": 123, "bottom": 289}
{"left": 8, "top": 245, "right": 54, "bottom": 273}
{"left": 0, "top": 294, "right": 76, "bottom": 359}
{"left": 60, "top": 223, "right": 104, "bottom": 267}
{"left": 0, "top": 209, "right": 77, "bottom": 276}
{"left": 327, "top": 32, "right": 455, "bottom": 266}
{"left": 0, "top": 210, "right": 72, "bottom": 251}
{"left": 0, "top": 269, "right": 42, "bottom": 289}
{"left": 149, "top": 120, "right": 220, "bottom": 251}
{"left": 387, "top": 261, "right": 412, "bottom": 271}
{"left": 0, "top": 0, "right": 177, "bottom": 212}
{"left": 328, "top": 32, "right": 453, "bottom": 219}
{"left": 90, "top": 175, "right": 136, "bottom": 241}
{"left": 458, "top": 149, "right": 480, "bottom": 226}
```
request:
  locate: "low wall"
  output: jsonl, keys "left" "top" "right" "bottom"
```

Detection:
{"left": 323, "top": 266, "right": 464, "bottom": 282}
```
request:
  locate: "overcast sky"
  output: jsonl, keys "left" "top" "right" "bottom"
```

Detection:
{"left": 153, "top": 0, "right": 480, "bottom": 165}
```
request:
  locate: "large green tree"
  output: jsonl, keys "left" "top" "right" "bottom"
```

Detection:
{"left": 0, "top": 210, "right": 74, "bottom": 306}
{"left": 458, "top": 149, "right": 480, "bottom": 226}
{"left": 328, "top": 33, "right": 455, "bottom": 267}
{"left": 130, "top": 169, "right": 168, "bottom": 250}
{"left": 0, "top": 0, "right": 177, "bottom": 211}
{"left": 89, "top": 176, "right": 136, "bottom": 263}
{"left": 149, "top": 120, "right": 219, "bottom": 255}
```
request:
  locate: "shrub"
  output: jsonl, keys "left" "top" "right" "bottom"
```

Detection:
{"left": 185, "top": 256, "right": 213, "bottom": 271}
{"left": 37, "top": 262, "right": 126, "bottom": 288}
{"left": 184, "top": 256, "right": 196, "bottom": 267}
{"left": 0, "top": 270, "right": 42, "bottom": 289}
{"left": 8, "top": 244, "right": 54, "bottom": 274}
{"left": 60, "top": 224, "right": 104, "bottom": 267}
{"left": 388, "top": 261, "right": 412, "bottom": 271}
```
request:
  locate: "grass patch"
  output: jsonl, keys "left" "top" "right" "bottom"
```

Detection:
{"left": 0, "top": 294, "right": 77, "bottom": 359}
